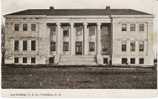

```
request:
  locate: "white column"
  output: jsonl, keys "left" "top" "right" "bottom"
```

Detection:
{"left": 70, "top": 22, "right": 75, "bottom": 55}
{"left": 84, "top": 23, "right": 88, "bottom": 55}
{"left": 96, "top": 22, "right": 102, "bottom": 64}
{"left": 97, "top": 22, "right": 101, "bottom": 55}
{"left": 56, "top": 23, "right": 61, "bottom": 56}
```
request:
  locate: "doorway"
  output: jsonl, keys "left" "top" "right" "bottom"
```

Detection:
{"left": 75, "top": 41, "right": 82, "bottom": 55}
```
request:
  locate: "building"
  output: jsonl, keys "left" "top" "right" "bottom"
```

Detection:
{"left": 4, "top": 6, "right": 154, "bottom": 66}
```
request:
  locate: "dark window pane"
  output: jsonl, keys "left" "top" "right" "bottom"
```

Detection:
{"left": 31, "top": 24, "right": 36, "bottom": 31}
{"left": 23, "top": 40, "right": 27, "bottom": 51}
{"left": 89, "top": 26, "right": 96, "bottom": 36}
{"left": 130, "top": 24, "right": 135, "bottom": 31}
{"left": 139, "top": 24, "right": 144, "bottom": 31}
{"left": 31, "top": 40, "right": 36, "bottom": 51}
{"left": 122, "top": 44, "right": 126, "bottom": 52}
{"left": 122, "top": 58, "right": 127, "bottom": 64}
{"left": 130, "top": 42, "right": 135, "bottom": 51}
{"left": 31, "top": 57, "right": 36, "bottom": 63}
{"left": 23, "top": 57, "right": 27, "bottom": 63}
{"left": 63, "top": 42, "right": 69, "bottom": 51}
{"left": 139, "top": 41, "right": 144, "bottom": 52}
{"left": 130, "top": 58, "right": 135, "bottom": 64}
{"left": 14, "top": 57, "right": 19, "bottom": 63}
{"left": 23, "top": 24, "right": 27, "bottom": 31}
{"left": 63, "top": 30, "right": 69, "bottom": 37}
{"left": 14, "top": 24, "right": 19, "bottom": 31}
{"left": 50, "top": 41, "right": 56, "bottom": 51}
{"left": 14, "top": 40, "right": 19, "bottom": 51}
{"left": 122, "top": 24, "right": 127, "bottom": 31}
{"left": 139, "top": 58, "right": 144, "bottom": 64}
{"left": 89, "top": 42, "right": 95, "bottom": 52}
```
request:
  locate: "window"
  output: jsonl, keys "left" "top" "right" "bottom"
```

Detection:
{"left": 63, "top": 30, "right": 69, "bottom": 37}
{"left": 89, "top": 26, "right": 96, "bottom": 36}
{"left": 76, "top": 26, "right": 82, "bottom": 36}
{"left": 122, "top": 58, "right": 128, "bottom": 64}
{"left": 122, "top": 43, "right": 126, "bottom": 52}
{"left": 23, "top": 57, "right": 27, "bottom": 63}
{"left": 63, "top": 42, "right": 69, "bottom": 51}
{"left": 14, "top": 57, "right": 19, "bottom": 63}
{"left": 50, "top": 26, "right": 56, "bottom": 36}
{"left": 130, "top": 41, "right": 135, "bottom": 52}
{"left": 122, "top": 24, "right": 127, "bottom": 31}
{"left": 31, "top": 24, "right": 36, "bottom": 31}
{"left": 139, "top": 58, "right": 144, "bottom": 64}
{"left": 14, "top": 40, "right": 19, "bottom": 51}
{"left": 103, "top": 58, "right": 108, "bottom": 64}
{"left": 139, "top": 24, "right": 144, "bottom": 31}
{"left": 23, "top": 40, "right": 27, "bottom": 51}
{"left": 130, "top": 58, "right": 135, "bottom": 64}
{"left": 139, "top": 41, "right": 144, "bottom": 52}
{"left": 50, "top": 41, "right": 56, "bottom": 51}
{"left": 49, "top": 57, "right": 54, "bottom": 64}
{"left": 31, "top": 57, "right": 36, "bottom": 64}
{"left": 130, "top": 24, "right": 136, "bottom": 31}
{"left": 89, "top": 42, "right": 95, "bottom": 52}
{"left": 23, "top": 24, "right": 27, "bottom": 31}
{"left": 14, "top": 24, "right": 19, "bottom": 31}
{"left": 31, "top": 40, "right": 36, "bottom": 51}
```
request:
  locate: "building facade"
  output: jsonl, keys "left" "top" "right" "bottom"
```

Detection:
{"left": 4, "top": 6, "right": 154, "bottom": 66}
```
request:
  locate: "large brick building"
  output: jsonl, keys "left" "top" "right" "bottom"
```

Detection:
{"left": 4, "top": 6, "right": 154, "bottom": 66}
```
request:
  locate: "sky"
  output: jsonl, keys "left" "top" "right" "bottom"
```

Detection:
{"left": 1, "top": 0, "right": 158, "bottom": 55}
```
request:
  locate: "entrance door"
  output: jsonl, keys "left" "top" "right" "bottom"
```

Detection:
{"left": 75, "top": 41, "right": 82, "bottom": 55}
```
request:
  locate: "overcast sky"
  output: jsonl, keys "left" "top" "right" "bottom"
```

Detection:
{"left": 1, "top": 0, "right": 158, "bottom": 54}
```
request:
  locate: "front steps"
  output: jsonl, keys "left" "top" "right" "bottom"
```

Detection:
{"left": 59, "top": 55, "right": 97, "bottom": 65}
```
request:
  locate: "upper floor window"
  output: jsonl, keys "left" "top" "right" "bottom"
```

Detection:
{"left": 31, "top": 24, "right": 36, "bottom": 31}
{"left": 122, "top": 24, "right": 127, "bottom": 31}
{"left": 23, "top": 40, "right": 27, "bottom": 51}
{"left": 139, "top": 41, "right": 144, "bottom": 52}
{"left": 63, "top": 30, "right": 69, "bottom": 37}
{"left": 31, "top": 40, "right": 36, "bottom": 51}
{"left": 121, "top": 43, "right": 126, "bottom": 52}
{"left": 14, "top": 40, "right": 19, "bottom": 51}
{"left": 14, "top": 24, "right": 19, "bottom": 31}
{"left": 89, "top": 26, "right": 96, "bottom": 36}
{"left": 89, "top": 42, "right": 95, "bottom": 52}
{"left": 50, "top": 26, "right": 56, "bottom": 35}
{"left": 130, "top": 24, "right": 136, "bottom": 31}
{"left": 63, "top": 42, "right": 69, "bottom": 51}
{"left": 139, "top": 24, "right": 144, "bottom": 31}
{"left": 50, "top": 41, "right": 56, "bottom": 51}
{"left": 130, "top": 41, "right": 135, "bottom": 52}
{"left": 23, "top": 24, "right": 28, "bottom": 31}
{"left": 76, "top": 26, "right": 83, "bottom": 36}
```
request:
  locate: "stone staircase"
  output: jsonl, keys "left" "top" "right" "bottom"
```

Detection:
{"left": 59, "top": 55, "right": 97, "bottom": 65}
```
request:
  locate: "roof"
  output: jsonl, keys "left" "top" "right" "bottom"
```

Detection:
{"left": 5, "top": 9, "right": 151, "bottom": 16}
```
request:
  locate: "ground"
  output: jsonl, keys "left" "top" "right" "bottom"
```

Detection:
{"left": 2, "top": 65, "right": 157, "bottom": 89}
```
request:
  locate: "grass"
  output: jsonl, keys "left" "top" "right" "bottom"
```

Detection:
{"left": 1, "top": 65, "right": 157, "bottom": 89}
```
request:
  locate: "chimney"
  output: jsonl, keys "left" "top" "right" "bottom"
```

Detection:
{"left": 105, "top": 6, "right": 111, "bottom": 16}
{"left": 49, "top": 6, "right": 54, "bottom": 10}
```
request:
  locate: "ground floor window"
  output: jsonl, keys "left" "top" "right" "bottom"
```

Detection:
{"left": 23, "top": 57, "right": 27, "bottom": 63}
{"left": 122, "top": 58, "right": 128, "bottom": 64}
{"left": 14, "top": 57, "right": 19, "bottom": 63}
{"left": 49, "top": 57, "right": 54, "bottom": 64}
{"left": 103, "top": 58, "right": 108, "bottom": 64}
{"left": 50, "top": 41, "right": 56, "bottom": 51}
{"left": 31, "top": 57, "right": 36, "bottom": 64}
{"left": 63, "top": 42, "right": 69, "bottom": 51}
{"left": 130, "top": 58, "right": 135, "bottom": 64}
{"left": 89, "top": 42, "right": 95, "bottom": 52}
{"left": 139, "top": 58, "right": 144, "bottom": 64}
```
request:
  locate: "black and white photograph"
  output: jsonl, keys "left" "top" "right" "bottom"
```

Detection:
{"left": 1, "top": 0, "right": 158, "bottom": 97}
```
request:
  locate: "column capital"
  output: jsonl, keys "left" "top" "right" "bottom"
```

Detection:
{"left": 83, "top": 22, "right": 88, "bottom": 26}
{"left": 97, "top": 22, "right": 101, "bottom": 26}
{"left": 56, "top": 22, "right": 61, "bottom": 26}
{"left": 70, "top": 22, "right": 74, "bottom": 27}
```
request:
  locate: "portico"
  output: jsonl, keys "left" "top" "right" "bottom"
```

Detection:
{"left": 47, "top": 20, "right": 111, "bottom": 64}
